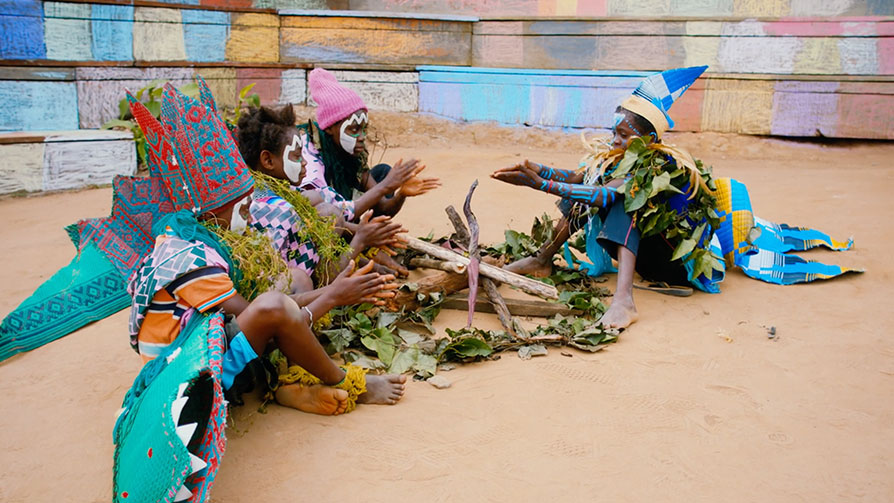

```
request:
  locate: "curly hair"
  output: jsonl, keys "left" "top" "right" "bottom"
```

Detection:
{"left": 237, "top": 105, "right": 297, "bottom": 169}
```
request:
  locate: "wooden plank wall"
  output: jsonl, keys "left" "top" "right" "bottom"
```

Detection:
{"left": 471, "top": 18, "right": 894, "bottom": 76}
{"left": 418, "top": 66, "right": 894, "bottom": 139}
{"left": 0, "top": 130, "right": 136, "bottom": 195}
{"left": 349, "top": 0, "right": 894, "bottom": 17}
{"left": 280, "top": 14, "right": 473, "bottom": 67}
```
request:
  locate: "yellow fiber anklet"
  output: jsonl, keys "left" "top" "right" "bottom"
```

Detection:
{"left": 276, "top": 363, "right": 368, "bottom": 413}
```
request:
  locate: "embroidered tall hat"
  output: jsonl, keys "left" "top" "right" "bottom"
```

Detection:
{"left": 128, "top": 76, "right": 253, "bottom": 215}
{"left": 308, "top": 68, "right": 367, "bottom": 129}
{"left": 620, "top": 65, "right": 708, "bottom": 138}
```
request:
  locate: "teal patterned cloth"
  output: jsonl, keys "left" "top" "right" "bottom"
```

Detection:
{"left": 0, "top": 242, "right": 131, "bottom": 362}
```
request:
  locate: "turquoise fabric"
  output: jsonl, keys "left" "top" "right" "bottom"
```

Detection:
{"left": 0, "top": 242, "right": 130, "bottom": 362}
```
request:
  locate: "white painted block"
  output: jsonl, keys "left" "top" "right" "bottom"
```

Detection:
{"left": 279, "top": 69, "right": 307, "bottom": 105}
{"left": 0, "top": 143, "right": 45, "bottom": 194}
{"left": 42, "top": 133, "right": 137, "bottom": 191}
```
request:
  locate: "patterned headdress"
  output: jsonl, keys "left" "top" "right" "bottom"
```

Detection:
{"left": 69, "top": 175, "right": 174, "bottom": 281}
{"left": 620, "top": 65, "right": 707, "bottom": 138}
{"left": 128, "top": 77, "right": 253, "bottom": 215}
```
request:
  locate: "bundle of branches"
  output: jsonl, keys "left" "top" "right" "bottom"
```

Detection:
{"left": 204, "top": 223, "right": 290, "bottom": 300}
{"left": 251, "top": 171, "right": 351, "bottom": 284}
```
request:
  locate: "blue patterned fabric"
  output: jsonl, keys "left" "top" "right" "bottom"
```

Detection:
{"left": 0, "top": 242, "right": 131, "bottom": 362}
{"left": 632, "top": 65, "right": 707, "bottom": 128}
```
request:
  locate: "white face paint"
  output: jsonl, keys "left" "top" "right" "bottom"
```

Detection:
{"left": 338, "top": 111, "right": 369, "bottom": 154}
{"left": 229, "top": 195, "right": 251, "bottom": 234}
{"left": 282, "top": 133, "right": 303, "bottom": 184}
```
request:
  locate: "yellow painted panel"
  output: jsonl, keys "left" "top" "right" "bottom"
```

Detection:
{"left": 556, "top": 0, "right": 578, "bottom": 15}
{"left": 133, "top": 7, "right": 186, "bottom": 61}
{"left": 683, "top": 35, "right": 720, "bottom": 69}
{"left": 794, "top": 38, "right": 842, "bottom": 74}
{"left": 230, "top": 12, "right": 279, "bottom": 28}
{"left": 0, "top": 143, "right": 44, "bottom": 194}
{"left": 701, "top": 79, "right": 773, "bottom": 135}
{"left": 732, "top": 0, "right": 791, "bottom": 17}
{"left": 226, "top": 24, "right": 279, "bottom": 63}
{"left": 281, "top": 27, "right": 470, "bottom": 65}
{"left": 281, "top": 16, "right": 469, "bottom": 33}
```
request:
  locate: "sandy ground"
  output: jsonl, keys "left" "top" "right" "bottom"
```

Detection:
{"left": 1, "top": 115, "right": 893, "bottom": 502}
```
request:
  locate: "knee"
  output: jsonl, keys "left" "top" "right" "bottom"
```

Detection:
{"left": 249, "top": 291, "right": 294, "bottom": 325}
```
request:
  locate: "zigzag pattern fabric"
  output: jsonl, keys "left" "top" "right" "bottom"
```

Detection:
{"left": 128, "top": 234, "right": 229, "bottom": 352}
{"left": 695, "top": 177, "right": 861, "bottom": 290}
{"left": 632, "top": 65, "right": 707, "bottom": 128}
{"left": 0, "top": 242, "right": 131, "bottom": 362}
{"left": 113, "top": 312, "right": 227, "bottom": 503}
{"left": 250, "top": 196, "right": 321, "bottom": 276}
{"left": 126, "top": 93, "right": 175, "bottom": 179}
{"left": 69, "top": 175, "right": 173, "bottom": 280}
{"left": 158, "top": 83, "right": 253, "bottom": 214}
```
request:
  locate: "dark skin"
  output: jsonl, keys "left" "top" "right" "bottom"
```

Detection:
{"left": 253, "top": 129, "right": 409, "bottom": 279}
{"left": 198, "top": 202, "right": 408, "bottom": 406}
{"left": 490, "top": 114, "right": 650, "bottom": 329}
{"left": 323, "top": 109, "right": 441, "bottom": 217}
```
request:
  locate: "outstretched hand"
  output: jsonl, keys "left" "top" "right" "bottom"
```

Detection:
{"left": 353, "top": 210, "right": 408, "bottom": 250}
{"left": 328, "top": 260, "right": 398, "bottom": 307}
{"left": 490, "top": 160, "right": 544, "bottom": 189}
{"left": 380, "top": 158, "right": 421, "bottom": 194}
{"left": 400, "top": 165, "right": 441, "bottom": 197}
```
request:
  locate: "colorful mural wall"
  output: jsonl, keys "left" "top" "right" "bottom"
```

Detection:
{"left": 1, "top": 1, "right": 892, "bottom": 141}
{"left": 349, "top": 0, "right": 894, "bottom": 17}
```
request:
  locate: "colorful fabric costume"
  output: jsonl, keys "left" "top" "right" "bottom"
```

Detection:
{"left": 0, "top": 174, "right": 173, "bottom": 362}
{"left": 552, "top": 66, "right": 861, "bottom": 291}
{"left": 115, "top": 76, "right": 261, "bottom": 503}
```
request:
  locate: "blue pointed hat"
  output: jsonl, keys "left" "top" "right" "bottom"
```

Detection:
{"left": 621, "top": 65, "right": 707, "bottom": 138}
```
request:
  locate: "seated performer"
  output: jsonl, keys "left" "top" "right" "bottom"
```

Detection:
{"left": 298, "top": 68, "right": 441, "bottom": 217}
{"left": 128, "top": 82, "right": 407, "bottom": 415}
{"left": 494, "top": 65, "right": 860, "bottom": 330}
{"left": 237, "top": 103, "right": 410, "bottom": 277}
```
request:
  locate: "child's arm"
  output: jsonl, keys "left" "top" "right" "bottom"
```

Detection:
{"left": 530, "top": 161, "right": 585, "bottom": 184}
{"left": 491, "top": 162, "right": 621, "bottom": 208}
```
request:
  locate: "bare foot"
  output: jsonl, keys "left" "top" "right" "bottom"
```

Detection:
{"left": 373, "top": 250, "right": 409, "bottom": 278}
{"left": 504, "top": 256, "right": 553, "bottom": 278}
{"left": 275, "top": 384, "right": 349, "bottom": 415}
{"left": 357, "top": 374, "right": 407, "bottom": 405}
{"left": 600, "top": 294, "right": 639, "bottom": 329}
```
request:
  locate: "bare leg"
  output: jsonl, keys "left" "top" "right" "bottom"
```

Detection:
{"left": 236, "top": 292, "right": 346, "bottom": 385}
{"left": 600, "top": 245, "right": 639, "bottom": 329}
{"left": 236, "top": 292, "right": 407, "bottom": 407}
{"left": 505, "top": 217, "right": 571, "bottom": 277}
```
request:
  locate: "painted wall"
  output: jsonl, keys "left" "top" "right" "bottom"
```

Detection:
{"left": 280, "top": 14, "right": 472, "bottom": 66}
{"left": 0, "top": 1, "right": 280, "bottom": 63}
{"left": 349, "top": 0, "right": 894, "bottom": 17}
{"left": 0, "top": 130, "right": 136, "bottom": 195}
{"left": 418, "top": 66, "right": 894, "bottom": 139}
{"left": 473, "top": 18, "right": 894, "bottom": 75}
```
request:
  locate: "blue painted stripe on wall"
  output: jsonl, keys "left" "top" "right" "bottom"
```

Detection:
{"left": 182, "top": 10, "right": 229, "bottom": 62}
{"left": 0, "top": 81, "right": 79, "bottom": 131}
{"left": 91, "top": 4, "right": 133, "bottom": 61}
{"left": 0, "top": 0, "right": 46, "bottom": 59}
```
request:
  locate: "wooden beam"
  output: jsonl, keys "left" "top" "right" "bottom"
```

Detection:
{"left": 405, "top": 236, "right": 558, "bottom": 300}
{"left": 442, "top": 293, "right": 580, "bottom": 317}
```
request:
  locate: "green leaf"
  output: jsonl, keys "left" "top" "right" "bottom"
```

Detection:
{"left": 388, "top": 348, "right": 417, "bottom": 374}
{"left": 179, "top": 82, "right": 199, "bottom": 99}
{"left": 118, "top": 99, "right": 130, "bottom": 120}
{"left": 648, "top": 171, "right": 673, "bottom": 197}
{"left": 627, "top": 137, "right": 647, "bottom": 155}
{"left": 101, "top": 119, "right": 135, "bottom": 131}
{"left": 377, "top": 311, "right": 400, "bottom": 328}
{"left": 239, "top": 83, "right": 256, "bottom": 100}
{"left": 321, "top": 328, "right": 355, "bottom": 354}
{"left": 625, "top": 185, "right": 649, "bottom": 212}
{"left": 439, "top": 337, "right": 493, "bottom": 362}
{"left": 146, "top": 100, "right": 161, "bottom": 118}
{"left": 360, "top": 327, "right": 397, "bottom": 366}
{"left": 671, "top": 237, "right": 697, "bottom": 261}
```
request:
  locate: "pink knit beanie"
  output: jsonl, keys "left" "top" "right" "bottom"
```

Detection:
{"left": 309, "top": 68, "right": 367, "bottom": 130}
